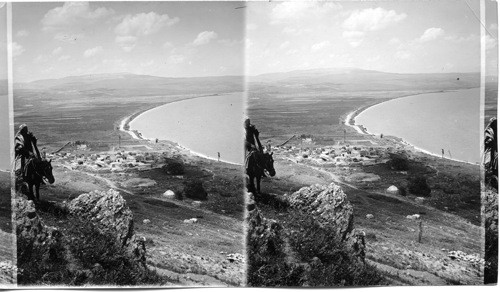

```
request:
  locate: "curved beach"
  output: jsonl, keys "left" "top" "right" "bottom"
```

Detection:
{"left": 350, "top": 88, "right": 481, "bottom": 164}
{"left": 120, "top": 93, "right": 244, "bottom": 165}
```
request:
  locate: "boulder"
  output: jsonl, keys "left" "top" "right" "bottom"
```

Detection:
{"left": 162, "top": 190, "right": 176, "bottom": 199}
{"left": 183, "top": 218, "right": 198, "bottom": 224}
{"left": 415, "top": 197, "right": 425, "bottom": 204}
{"left": 386, "top": 185, "right": 399, "bottom": 194}
{"left": 287, "top": 183, "right": 354, "bottom": 240}
{"left": 406, "top": 214, "right": 420, "bottom": 220}
{"left": 68, "top": 189, "right": 134, "bottom": 246}
{"left": 68, "top": 189, "right": 146, "bottom": 266}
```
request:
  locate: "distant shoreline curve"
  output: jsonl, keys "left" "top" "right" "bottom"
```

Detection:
{"left": 118, "top": 93, "right": 243, "bottom": 166}
{"left": 345, "top": 88, "right": 480, "bottom": 165}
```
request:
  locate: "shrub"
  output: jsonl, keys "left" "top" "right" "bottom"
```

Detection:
{"left": 396, "top": 185, "right": 407, "bottom": 197}
{"left": 162, "top": 158, "right": 185, "bottom": 175}
{"left": 66, "top": 218, "right": 166, "bottom": 286}
{"left": 388, "top": 153, "right": 409, "bottom": 171}
{"left": 183, "top": 180, "right": 208, "bottom": 200}
{"left": 17, "top": 229, "right": 67, "bottom": 285}
{"left": 408, "top": 175, "right": 431, "bottom": 197}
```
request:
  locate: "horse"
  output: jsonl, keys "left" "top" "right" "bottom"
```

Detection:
{"left": 245, "top": 149, "right": 276, "bottom": 194}
{"left": 17, "top": 158, "right": 55, "bottom": 201}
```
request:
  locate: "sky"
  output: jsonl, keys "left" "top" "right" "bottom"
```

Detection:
{"left": 10, "top": 1, "right": 245, "bottom": 82}
{"left": 246, "top": 0, "right": 498, "bottom": 75}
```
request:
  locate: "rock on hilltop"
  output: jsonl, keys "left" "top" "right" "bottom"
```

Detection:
{"left": 287, "top": 183, "right": 354, "bottom": 240}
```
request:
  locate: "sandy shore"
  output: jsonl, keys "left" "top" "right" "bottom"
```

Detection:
{"left": 118, "top": 95, "right": 243, "bottom": 166}
{"left": 346, "top": 91, "right": 481, "bottom": 165}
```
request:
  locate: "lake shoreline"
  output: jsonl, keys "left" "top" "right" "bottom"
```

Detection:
{"left": 118, "top": 93, "right": 243, "bottom": 166}
{"left": 347, "top": 88, "right": 481, "bottom": 165}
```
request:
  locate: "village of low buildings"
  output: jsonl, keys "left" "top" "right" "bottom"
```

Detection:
{"left": 50, "top": 150, "right": 164, "bottom": 173}
{"left": 273, "top": 143, "right": 395, "bottom": 167}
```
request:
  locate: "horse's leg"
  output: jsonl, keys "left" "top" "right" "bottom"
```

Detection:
{"left": 35, "top": 182, "right": 40, "bottom": 201}
{"left": 27, "top": 183, "right": 35, "bottom": 201}
{"left": 256, "top": 175, "right": 261, "bottom": 194}
{"left": 248, "top": 176, "right": 255, "bottom": 193}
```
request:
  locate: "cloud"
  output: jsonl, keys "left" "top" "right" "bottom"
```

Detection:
{"left": 247, "top": 23, "right": 258, "bottom": 31}
{"left": 167, "top": 54, "right": 185, "bottom": 64}
{"left": 42, "top": 2, "right": 113, "bottom": 31}
{"left": 9, "top": 42, "right": 25, "bottom": 57}
{"left": 163, "top": 41, "right": 174, "bottom": 49}
{"left": 343, "top": 7, "right": 406, "bottom": 32}
{"left": 52, "top": 46, "right": 62, "bottom": 55}
{"left": 114, "top": 12, "right": 178, "bottom": 52}
{"left": 192, "top": 31, "right": 218, "bottom": 46}
{"left": 342, "top": 31, "right": 364, "bottom": 47}
{"left": 418, "top": 27, "right": 444, "bottom": 42}
{"left": 279, "top": 41, "right": 291, "bottom": 50}
{"left": 271, "top": 1, "right": 342, "bottom": 24}
{"left": 115, "top": 35, "right": 138, "bottom": 52}
{"left": 395, "top": 50, "right": 411, "bottom": 59}
{"left": 483, "top": 35, "right": 497, "bottom": 51}
{"left": 83, "top": 46, "right": 103, "bottom": 58}
{"left": 58, "top": 55, "right": 71, "bottom": 62}
{"left": 389, "top": 37, "right": 400, "bottom": 45}
{"left": 115, "top": 12, "right": 179, "bottom": 36}
{"left": 311, "top": 41, "right": 331, "bottom": 52}
{"left": 33, "top": 54, "right": 48, "bottom": 64}
{"left": 140, "top": 60, "right": 154, "bottom": 67}
{"left": 16, "top": 30, "right": 29, "bottom": 37}
{"left": 54, "top": 32, "right": 84, "bottom": 44}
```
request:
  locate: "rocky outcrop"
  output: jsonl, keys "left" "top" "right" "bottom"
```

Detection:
{"left": 247, "top": 206, "right": 285, "bottom": 258}
{"left": 14, "top": 197, "right": 63, "bottom": 251}
{"left": 247, "top": 183, "right": 373, "bottom": 286}
{"left": 68, "top": 189, "right": 133, "bottom": 246}
{"left": 68, "top": 189, "right": 146, "bottom": 265}
{"left": 287, "top": 183, "right": 354, "bottom": 240}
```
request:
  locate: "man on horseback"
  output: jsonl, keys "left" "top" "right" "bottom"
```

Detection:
{"left": 245, "top": 117, "right": 263, "bottom": 160}
{"left": 14, "top": 124, "right": 41, "bottom": 181}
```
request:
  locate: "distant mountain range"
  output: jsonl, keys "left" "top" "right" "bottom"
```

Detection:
{"left": 8, "top": 68, "right": 494, "bottom": 95}
{"left": 249, "top": 67, "right": 484, "bottom": 92}
{"left": 14, "top": 73, "right": 244, "bottom": 96}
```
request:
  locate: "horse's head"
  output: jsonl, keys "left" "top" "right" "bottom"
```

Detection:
{"left": 263, "top": 152, "right": 276, "bottom": 177}
{"left": 39, "top": 159, "right": 55, "bottom": 184}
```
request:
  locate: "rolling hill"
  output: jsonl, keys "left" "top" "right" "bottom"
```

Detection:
{"left": 249, "top": 68, "right": 481, "bottom": 92}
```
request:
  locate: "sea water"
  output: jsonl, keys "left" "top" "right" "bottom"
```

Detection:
{"left": 130, "top": 93, "right": 245, "bottom": 165}
{"left": 355, "top": 88, "right": 481, "bottom": 164}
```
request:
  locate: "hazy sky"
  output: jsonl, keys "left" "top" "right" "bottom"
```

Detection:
{"left": 11, "top": 1, "right": 245, "bottom": 82}
{"left": 247, "top": 0, "right": 498, "bottom": 75}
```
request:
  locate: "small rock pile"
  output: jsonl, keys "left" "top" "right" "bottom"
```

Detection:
{"left": 226, "top": 253, "right": 244, "bottom": 263}
{"left": 448, "top": 250, "right": 485, "bottom": 265}
{"left": 0, "top": 261, "right": 17, "bottom": 274}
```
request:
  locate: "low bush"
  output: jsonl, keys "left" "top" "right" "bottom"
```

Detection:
{"left": 408, "top": 175, "right": 431, "bottom": 197}
{"left": 162, "top": 158, "right": 185, "bottom": 175}
{"left": 18, "top": 216, "right": 167, "bottom": 286}
{"left": 247, "top": 211, "right": 385, "bottom": 287}
{"left": 388, "top": 153, "right": 409, "bottom": 171}
{"left": 183, "top": 180, "right": 208, "bottom": 200}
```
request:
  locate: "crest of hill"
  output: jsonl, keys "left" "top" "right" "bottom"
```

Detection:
{"left": 15, "top": 73, "right": 244, "bottom": 95}
{"left": 249, "top": 68, "right": 481, "bottom": 92}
